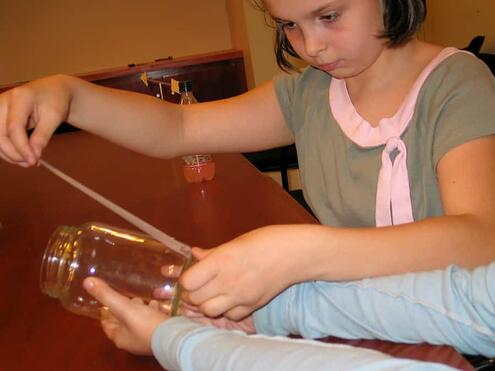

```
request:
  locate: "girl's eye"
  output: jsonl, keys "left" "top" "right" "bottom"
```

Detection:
{"left": 278, "top": 21, "right": 297, "bottom": 30}
{"left": 320, "top": 12, "right": 340, "bottom": 23}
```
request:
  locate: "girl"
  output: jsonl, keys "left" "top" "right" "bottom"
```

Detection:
{"left": 1, "top": 0, "right": 494, "bottom": 327}
{"left": 177, "top": 0, "right": 495, "bottom": 320}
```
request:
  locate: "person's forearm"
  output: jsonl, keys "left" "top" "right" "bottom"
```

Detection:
{"left": 288, "top": 214, "right": 495, "bottom": 283}
{"left": 253, "top": 262, "right": 495, "bottom": 357}
{"left": 152, "top": 317, "right": 453, "bottom": 371}
{"left": 64, "top": 75, "right": 185, "bottom": 158}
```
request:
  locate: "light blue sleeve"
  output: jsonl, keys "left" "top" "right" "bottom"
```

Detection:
{"left": 253, "top": 263, "right": 495, "bottom": 357}
{"left": 151, "top": 317, "right": 455, "bottom": 371}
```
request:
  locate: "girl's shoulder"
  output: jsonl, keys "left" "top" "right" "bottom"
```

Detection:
{"left": 428, "top": 49, "right": 494, "bottom": 84}
{"left": 273, "top": 66, "right": 332, "bottom": 110}
{"left": 418, "top": 48, "right": 495, "bottom": 106}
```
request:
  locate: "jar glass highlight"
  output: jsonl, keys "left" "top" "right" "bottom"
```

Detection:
{"left": 40, "top": 222, "right": 192, "bottom": 319}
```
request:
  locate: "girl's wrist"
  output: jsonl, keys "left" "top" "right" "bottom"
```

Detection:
{"left": 273, "top": 224, "right": 336, "bottom": 284}
{"left": 63, "top": 75, "right": 87, "bottom": 126}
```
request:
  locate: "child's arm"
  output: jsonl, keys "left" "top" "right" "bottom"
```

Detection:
{"left": 152, "top": 317, "right": 453, "bottom": 371}
{"left": 0, "top": 75, "right": 293, "bottom": 166}
{"left": 83, "top": 277, "right": 453, "bottom": 371}
{"left": 181, "top": 136, "right": 495, "bottom": 320}
{"left": 254, "top": 262, "right": 495, "bottom": 358}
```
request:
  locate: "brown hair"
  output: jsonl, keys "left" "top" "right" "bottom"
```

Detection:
{"left": 251, "top": 0, "right": 427, "bottom": 71}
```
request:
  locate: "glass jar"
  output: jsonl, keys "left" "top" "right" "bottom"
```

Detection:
{"left": 40, "top": 222, "right": 192, "bottom": 319}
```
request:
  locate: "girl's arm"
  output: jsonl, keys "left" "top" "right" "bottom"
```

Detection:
{"left": 181, "top": 136, "right": 495, "bottom": 320}
{"left": 0, "top": 75, "right": 293, "bottom": 166}
{"left": 311, "top": 135, "right": 495, "bottom": 280}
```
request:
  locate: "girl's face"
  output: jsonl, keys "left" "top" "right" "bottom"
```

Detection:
{"left": 266, "top": 0, "right": 386, "bottom": 79}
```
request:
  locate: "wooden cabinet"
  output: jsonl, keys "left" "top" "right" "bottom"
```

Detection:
{"left": 0, "top": 49, "right": 247, "bottom": 103}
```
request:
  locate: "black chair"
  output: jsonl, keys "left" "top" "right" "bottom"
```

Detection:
{"left": 243, "top": 145, "right": 316, "bottom": 217}
{"left": 478, "top": 53, "right": 495, "bottom": 75}
{"left": 243, "top": 144, "right": 299, "bottom": 191}
{"left": 462, "top": 35, "right": 495, "bottom": 76}
{"left": 463, "top": 354, "right": 495, "bottom": 370}
{"left": 463, "top": 35, "right": 485, "bottom": 54}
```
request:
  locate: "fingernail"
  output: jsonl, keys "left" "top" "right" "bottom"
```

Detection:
{"left": 33, "top": 146, "right": 42, "bottom": 158}
{"left": 83, "top": 278, "right": 95, "bottom": 290}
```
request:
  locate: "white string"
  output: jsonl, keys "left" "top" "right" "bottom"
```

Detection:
{"left": 39, "top": 159, "right": 192, "bottom": 258}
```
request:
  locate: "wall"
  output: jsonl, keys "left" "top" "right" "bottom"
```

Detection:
{"left": 0, "top": 0, "right": 232, "bottom": 86}
{"left": 242, "top": 2, "right": 281, "bottom": 86}
{"left": 225, "top": 0, "right": 280, "bottom": 89}
{"left": 423, "top": 0, "right": 495, "bottom": 52}
{"left": 225, "top": 0, "right": 255, "bottom": 88}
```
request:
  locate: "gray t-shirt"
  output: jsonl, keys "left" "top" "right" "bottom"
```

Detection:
{"left": 274, "top": 53, "right": 495, "bottom": 227}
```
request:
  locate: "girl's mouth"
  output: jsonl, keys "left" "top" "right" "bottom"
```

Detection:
{"left": 317, "top": 60, "right": 342, "bottom": 73}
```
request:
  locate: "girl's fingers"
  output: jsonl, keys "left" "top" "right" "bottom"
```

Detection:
{"left": 101, "top": 319, "right": 120, "bottom": 341}
{"left": 83, "top": 277, "right": 131, "bottom": 320}
{"left": 0, "top": 145, "right": 21, "bottom": 165}
{"left": 0, "top": 88, "right": 59, "bottom": 166}
{"left": 223, "top": 305, "right": 252, "bottom": 321}
{"left": 179, "top": 256, "right": 218, "bottom": 292}
{"left": 159, "top": 247, "right": 211, "bottom": 279}
{"left": 0, "top": 135, "right": 28, "bottom": 163}
{"left": 148, "top": 300, "right": 159, "bottom": 311}
{"left": 5, "top": 94, "right": 37, "bottom": 165}
{"left": 0, "top": 97, "right": 18, "bottom": 163}
{"left": 130, "top": 297, "right": 144, "bottom": 305}
{"left": 197, "top": 294, "right": 233, "bottom": 318}
{"left": 28, "top": 111, "right": 60, "bottom": 159}
{"left": 181, "top": 301, "right": 201, "bottom": 312}
{"left": 152, "top": 285, "right": 175, "bottom": 300}
{"left": 191, "top": 247, "right": 214, "bottom": 260}
{"left": 181, "top": 276, "right": 221, "bottom": 306}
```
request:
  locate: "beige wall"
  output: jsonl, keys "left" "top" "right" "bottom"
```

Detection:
{"left": 423, "top": 0, "right": 495, "bottom": 53}
{"left": 242, "top": 2, "right": 280, "bottom": 87}
{"left": 225, "top": 0, "right": 280, "bottom": 89}
{"left": 225, "top": 0, "right": 255, "bottom": 88}
{"left": 0, "top": 0, "right": 232, "bottom": 86}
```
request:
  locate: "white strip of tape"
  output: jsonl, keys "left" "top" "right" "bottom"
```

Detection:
{"left": 40, "top": 160, "right": 192, "bottom": 257}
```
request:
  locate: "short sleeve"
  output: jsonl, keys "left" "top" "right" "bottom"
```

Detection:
{"left": 431, "top": 53, "right": 495, "bottom": 165}
{"left": 273, "top": 67, "right": 332, "bottom": 136}
{"left": 273, "top": 71, "right": 300, "bottom": 134}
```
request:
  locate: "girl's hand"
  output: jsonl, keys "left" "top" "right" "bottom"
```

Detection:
{"left": 0, "top": 75, "right": 73, "bottom": 167}
{"left": 155, "top": 259, "right": 256, "bottom": 333}
{"left": 83, "top": 277, "right": 168, "bottom": 355}
{"left": 179, "top": 225, "right": 313, "bottom": 320}
{"left": 181, "top": 302, "right": 256, "bottom": 334}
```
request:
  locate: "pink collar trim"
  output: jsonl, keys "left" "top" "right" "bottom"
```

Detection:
{"left": 328, "top": 47, "right": 464, "bottom": 226}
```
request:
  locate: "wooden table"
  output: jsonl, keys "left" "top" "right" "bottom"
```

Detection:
{"left": 0, "top": 131, "right": 473, "bottom": 370}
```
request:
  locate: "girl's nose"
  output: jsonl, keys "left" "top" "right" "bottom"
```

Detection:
{"left": 303, "top": 32, "right": 327, "bottom": 57}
